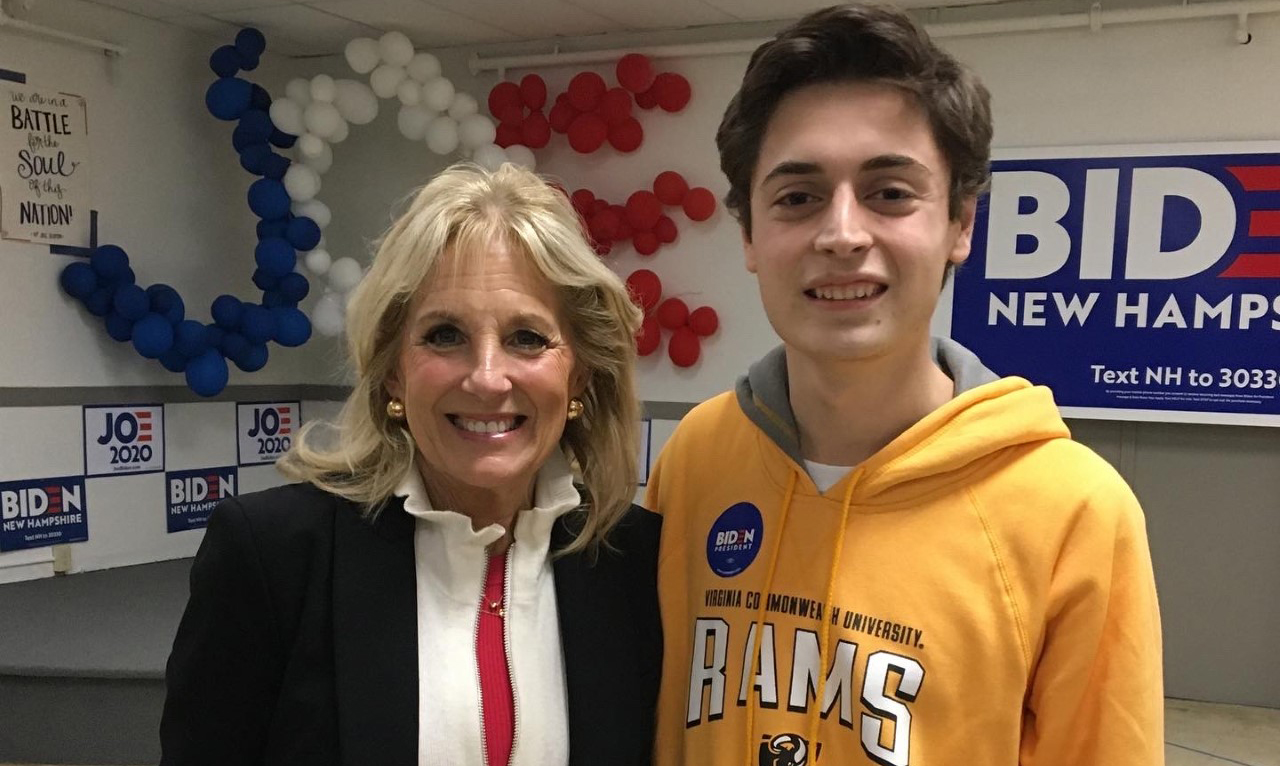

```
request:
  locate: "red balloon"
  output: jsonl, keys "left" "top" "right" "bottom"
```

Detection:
{"left": 626, "top": 190, "right": 662, "bottom": 231}
{"left": 654, "top": 215, "right": 678, "bottom": 244}
{"left": 636, "top": 315, "right": 661, "bottom": 356}
{"left": 571, "top": 189, "right": 596, "bottom": 214}
{"left": 598, "top": 87, "right": 633, "bottom": 126}
{"left": 625, "top": 269, "right": 662, "bottom": 312}
{"left": 608, "top": 117, "right": 643, "bottom": 153}
{"left": 657, "top": 297, "right": 689, "bottom": 330}
{"left": 594, "top": 240, "right": 613, "bottom": 257}
{"left": 496, "top": 103, "right": 525, "bottom": 127}
{"left": 589, "top": 208, "right": 623, "bottom": 242}
{"left": 611, "top": 206, "right": 633, "bottom": 241}
{"left": 548, "top": 99, "right": 576, "bottom": 134}
{"left": 653, "top": 72, "right": 692, "bottom": 113}
{"left": 521, "top": 111, "right": 551, "bottom": 148}
{"left": 616, "top": 53, "right": 656, "bottom": 94}
{"left": 495, "top": 122, "right": 522, "bottom": 148}
{"left": 520, "top": 74, "right": 547, "bottom": 111}
{"left": 689, "top": 306, "right": 719, "bottom": 337}
{"left": 635, "top": 87, "right": 658, "bottom": 110}
{"left": 668, "top": 327, "right": 701, "bottom": 367}
{"left": 567, "top": 71, "right": 607, "bottom": 112}
{"left": 683, "top": 187, "right": 717, "bottom": 222}
{"left": 633, "top": 231, "right": 660, "bottom": 256}
{"left": 653, "top": 171, "right": 689, "bottom": 206}
{"left": 567, "top": 113, "right": 608, "bottom": 153}
{"left": 591, "top": 198, "right": 610, "bottom": 215}
{"left": 487, "top": 81, "right": 522, "bottom": 118}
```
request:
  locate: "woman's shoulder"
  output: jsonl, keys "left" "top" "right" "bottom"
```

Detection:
{"left": 211, "top": 481, "right": 364, "bottom": 544}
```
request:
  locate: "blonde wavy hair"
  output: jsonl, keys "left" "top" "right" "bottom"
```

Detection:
{"left": 279, "top": 162, "right": 644, "bottom": 553}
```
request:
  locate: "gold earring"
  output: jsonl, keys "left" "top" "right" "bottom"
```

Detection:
{"left": 567, "top": 398, "right": 584, "bottom": 420}
{"left": 386, "top": 398, "right": 406, "bottom": 420}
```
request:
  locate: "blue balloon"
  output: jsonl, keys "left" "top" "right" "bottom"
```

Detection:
{"left": 252, "top": 267, "right": 280, "bottom": 291}
{"left": 249, "top": 84, "right": 271, "bottom": 111}
{"left": 147, "top": 284, "right": 184, "bottom": 324}
{"left": 239, "top": 109, "right": 273, "bottom": 142}
{"left": 255, "top": 237, "right": 296, "bottom": 278}
{"left": 235, "top": 27, "right": 267, "bottom": 58}
{"left": 186, "top": 350, "right": 229, "bottom": 397}
{"left": 239, "top": 143, "right": 273, "bottom": 175}
{"left": 262, "top": 153, "right": 291, "bottom": 179}
{"left": 247, "top": 178, "right": 290, "bottom": 220}
{"left": 132, "top": 313, "right": 175, "bottom": 359}
{"left": 256, "top": 217, "right": 289, "bottom": 240}
{"left": 174, "top": 319, "right": 207, "bottom": 357}
{"left": 113, "top": 284, "right": 149, "bottom": 321}
{"left": 85, "top": 287, "right": 114, "bottom": 317}
{"left": 209, "top": 45, "right": 240, "bottom": 78}
{"left": 211, "top": 294, "right": 244, "bottom": 330}
{"left": 107, "top": 264, "right": 137, "bottom": 287}
{"left": 278, "top": 272, "right": 311, "bottom": 303}
{"left": 159, "top": 348, "right": 188, "bottom": 373}
{"left": 105, "top": 311, "right": 134, "bottom": 342}
{"left": 286, "top": 217, "right": 322, "bottom": 250}
{"left": 205, "top": 77, "right": 252, "bottom": 121}
{"left": 262, "top": 290, "right": 295, "bottom": 309}
{"left": 203, "top": 323, "right": 226, "bottom": 349}
{"left": 60, "top": 262, "right": 98, "bottom": 300}
{"left": 268, "top": 129, "right": 297, "bottom": 149}
{"left": 241, "top": 304, "right": 277, "bottom": 343}
{"left": 239, "top": 52, "right": 261, "bottom": 72}
{"left": 232, "top": 123, "right": 256, "bottom": 152}
{"left": 90, "top": 245, "right": 129, "bottom": 280}
{"left": 273, "top": 307, "right": 312, "bottom": 347}
{"left": 220, "top": 331, "right": 250, "bottom": 360}
{"left": 233, "top": 343, "right": 269, "bottom": 372}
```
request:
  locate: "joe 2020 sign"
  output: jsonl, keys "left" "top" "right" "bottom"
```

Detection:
{"left": 951, "top": 142, "right": 1280, "bottom": 426}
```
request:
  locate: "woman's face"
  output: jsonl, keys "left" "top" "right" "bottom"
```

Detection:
{"left": 386, "top": 239, "right": 582, "bottom": 508}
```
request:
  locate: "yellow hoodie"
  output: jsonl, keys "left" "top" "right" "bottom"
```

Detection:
{"left": 646, "top": 341, "right": 1163, "bottom": 766}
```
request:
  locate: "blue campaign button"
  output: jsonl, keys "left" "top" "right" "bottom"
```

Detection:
{"left": 705, "top": 502, "right": 763, "bottom": 578}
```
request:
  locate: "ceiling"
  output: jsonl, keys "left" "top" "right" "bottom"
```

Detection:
{"left": 79, "top": 0, "right": 1010, "bottom": 56}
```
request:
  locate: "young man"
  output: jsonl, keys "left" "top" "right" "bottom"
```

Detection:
{"left": 645, "top": 5, "right": 1164, "bottom": 765}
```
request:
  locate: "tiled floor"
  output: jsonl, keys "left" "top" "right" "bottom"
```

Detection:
{"left": 1166, "top": 699, "right": 1280, "bottom": 766}
{"left": 1, "top": 699, "right": 1275, "bottom": 765}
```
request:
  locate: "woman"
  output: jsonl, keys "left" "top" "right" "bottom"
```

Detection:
{"left": 160, "top": 163, "right": 660, "bottom": 766}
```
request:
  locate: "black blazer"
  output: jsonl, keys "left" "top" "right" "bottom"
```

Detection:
{"left": 159, "top": 482, "right": 662, "bottom": 766}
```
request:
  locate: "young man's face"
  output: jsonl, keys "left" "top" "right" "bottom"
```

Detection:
{"left": 743, "top": 80, "right": 976, "bottom": 366}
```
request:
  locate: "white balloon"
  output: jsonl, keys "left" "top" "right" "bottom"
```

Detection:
{"left": 304, "top": 248, "right": 332, "bottom": 275}
{"left": 421, "top": 76, "right": 456, "bottom": 113}
{"left": 283, "top": 164, "right": 321, "bottom": 202}
{"left": 370, "top": 65, "right": 406, "bottom": 99}
{"left": 333, "top": 80, "right": 378, "bottom": 125}
{"left": 396, "top": 79, "right": 421, "bottom": 106}
{"left": 293, "top": 200, "right": 332, "bottom": 229}
{"left": 406, "top": 52, "right": 441, "bottom": 83}
{"left": 504, "top": 144, "right": 536, "bottom": 170}
{"left": 302, "top": 101, "right": 343, "bottom": 139}
{"left": 378, "top": 31, "right": 414, "bottom": 67}
{"left": 447, "top": 92, "right": 479, "bottom": 120}
{"left": 424, "top": 115, "right": 459, "bottom": 155}
{"left": 328, "top": 119, "right": 349, "bottom": 144}
{"left": 285, "top": 77, "right": 312, "bottom": 106}
{"left": 297, "top": 133, "right": 326, "bottom": 159}
{"left": 344, "top": 37, "right": 381, "bottom": 75}
{"left": 458, "top": 113, "right": 496, "bottom": 150}
{"left": 312, "top": 294, "right": 345, "bottom": 337}
{"left": 268, "top": 98, "right": 304, "bottom": 136}
{"left": 397, "top": 105, "right": 434, "bottom": 141}
{"left": 472, "top": 144, "right": 508, "bottom": 172}
{"left": 328, "top": 257, "right": 364, "bottom": 292}
{"left": 309, "top": 74, "right": 336, "bottom": 103}
{"left": 301, "top": 141, "right": 333, "bottom": 174}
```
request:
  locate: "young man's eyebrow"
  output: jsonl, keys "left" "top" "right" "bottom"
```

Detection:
{"left": 759, "top": 155, "right": 930, "bottom": 187}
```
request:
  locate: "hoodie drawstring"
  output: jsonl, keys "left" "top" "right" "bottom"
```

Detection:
{"left": 742, "top": 469, "right": 857, "bottom": 766}
{"left": 807, "top": 474, "right": 856, "bottom": 760}
{"left": 743, "top": 470, "right": 797, "bottom": 766}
